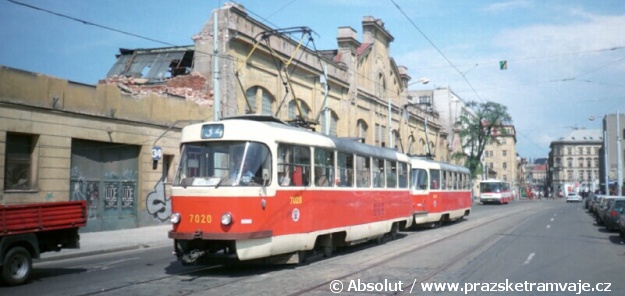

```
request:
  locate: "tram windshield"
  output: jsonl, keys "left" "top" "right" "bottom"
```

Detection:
{"left": 174, "top": 141, "right": 271, "bottom": 187}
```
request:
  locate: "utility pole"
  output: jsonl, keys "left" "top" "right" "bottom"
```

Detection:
{"left": 618, "top": 111, "right": 622, "bottom": 196}
{"left": 213, "top": 10, "right": 220, "bottom": 121}
{"left": 604, "top": 129, "right": 609, "bottom": 195}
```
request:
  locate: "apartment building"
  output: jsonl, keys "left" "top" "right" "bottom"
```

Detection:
{"left": 483, "top": 124, "right": 518, "bottom": 191}
{"left": 548, "top": 128, "right": 602, "bottom": 196}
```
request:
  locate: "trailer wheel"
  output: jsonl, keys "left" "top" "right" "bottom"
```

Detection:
{"left": 2, "top": 246, "right": 32, "bottom": 286}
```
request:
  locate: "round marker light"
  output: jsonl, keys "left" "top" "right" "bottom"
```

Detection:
{"left": 221, "top": 212, "right": 233, "bottom": 226}
{"left": 170, "top": 212, "right": 181, "bottom": 224}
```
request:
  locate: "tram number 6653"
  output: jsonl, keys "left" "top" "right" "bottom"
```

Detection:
{"left": 190, "top": 214, "right": 212, "bottom": 224}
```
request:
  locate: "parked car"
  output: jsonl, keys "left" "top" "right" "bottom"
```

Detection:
{"left": 592, "top": 195, "right": 610, "bottom": 220}
{"left": 602, "top": 198, "right": 625, "bottom": 231}
{"left": 618, "top": 208, "right": 625, "bottom": 239}
{"left": 585, "top": 193, "right": 598, "bottom": 210}
{"left": 596, "top": 196, "right": 621, "bottom": 226}
{"left": 566, "top": 192, "right": 583, "bottom": 203}
{"left": 588, "top": 195, "right": 603, "bottom": 214}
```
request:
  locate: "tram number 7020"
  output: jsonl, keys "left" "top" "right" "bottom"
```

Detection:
{"left": 290, "top": 196, "right": 303, "bottom": 205}
{"left": 189, "top": 214, "right": 212, "bottom": 224}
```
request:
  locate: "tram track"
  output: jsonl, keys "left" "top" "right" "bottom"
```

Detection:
{"left": 70, "top": 203, "right": 545, "bottom": 296}
{"left": 287, "top": 203, "right": 543, "bottom": 295}
{"left": 72, "top": 264, "right": 223, "bottom": 296}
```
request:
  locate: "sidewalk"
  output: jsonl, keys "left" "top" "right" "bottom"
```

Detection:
{"left": 39, "top": 224, "right": 173, "bottom": 262}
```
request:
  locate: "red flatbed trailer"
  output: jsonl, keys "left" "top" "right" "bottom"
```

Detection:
{"left": 0, "top": 201, "right": 87, "bottom": 285}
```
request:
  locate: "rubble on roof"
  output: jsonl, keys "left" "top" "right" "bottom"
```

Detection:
{"left": 99, "top": 72, "right": 212, "bottom": 106}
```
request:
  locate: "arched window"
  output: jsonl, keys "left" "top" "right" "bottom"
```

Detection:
{"left": 245, "top": 87, "right": 257, "bottom": 113}
{"left": 392, "top": 129, "right": 400, "bottom": 150}
{"left": 419, "top": 138, "right": 426, "bottom": 155}
{"left": 407, "top": 134, "right": 416, "bottom": 154}
{"left": 245, "top": 86, "right": 275, "bottom": 115}
{"left": 376, "top": 72, "right": 386, "bottom": 98}
{"left": 287, "top": 99, "right": 311, "bottom": 120}
{"left": 357, "top": 119, "right": 368, "bottom": 142}
{"left": 320, "top": 109, "right": 339, "bottom": 136}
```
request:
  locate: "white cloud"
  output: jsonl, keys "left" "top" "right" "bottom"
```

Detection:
{"left": 480, "top": 0, "right": 532, "bottom": 13}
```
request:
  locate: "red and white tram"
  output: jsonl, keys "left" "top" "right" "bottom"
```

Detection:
{"left": 168, "top": 115, "right": 413, "bottom": 264}
{"left": 478, "top": 179, "right": 512, "bottom": 204}
{"left": 410, "top": 157, "right": 472, "bottom": 227}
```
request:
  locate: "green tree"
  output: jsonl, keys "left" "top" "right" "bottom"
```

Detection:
{"left": 455, "top": 101, "right": 513, "bottom": 178}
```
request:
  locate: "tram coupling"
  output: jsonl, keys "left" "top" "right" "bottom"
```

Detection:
{"left": 182, "top": 249, "right": 206, "bottom": 265}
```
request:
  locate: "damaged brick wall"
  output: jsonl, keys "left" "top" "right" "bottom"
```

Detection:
{"left": 99, "top": 72, "right": 213, "bottom": 106}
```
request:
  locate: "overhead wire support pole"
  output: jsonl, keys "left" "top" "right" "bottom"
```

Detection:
{"left": 213, "top": 10, "right": 220, "bottom": 120}
{"left": 618, "top": 111, "right": 622, "bottom": 196}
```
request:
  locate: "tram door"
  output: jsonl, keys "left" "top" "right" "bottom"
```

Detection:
{"left": 412, "top": 168, "right": 429, "bottom": 212}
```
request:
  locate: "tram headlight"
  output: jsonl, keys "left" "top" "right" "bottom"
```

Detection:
{"left": 170, "top": 212, "right": 181, "bottom": 224}
{"left": 221, "top": 212, "right": 233, "bottom": 226}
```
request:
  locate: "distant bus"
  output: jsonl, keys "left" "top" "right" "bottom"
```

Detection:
{"left": 479, "top": 179, "right": 512, "bottom": 204}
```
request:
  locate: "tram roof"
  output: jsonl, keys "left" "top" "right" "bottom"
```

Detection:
{"left": 184, "top": 115, "right": 409, "bottom": 162}
{"left": 409, "top": 156, "right": 470, "bottom": 174}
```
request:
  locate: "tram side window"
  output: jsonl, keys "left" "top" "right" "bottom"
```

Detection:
{"left": 356, "top": 155, "right": 370, "bottom": 188}
{"left": 430, "top": 169, "right": 440, "bottom": 189}
{"left": 460, "top": 173, "right": 467, "bottom": 190}
{"left": 397, "top": 162, "right": 408, "bottom": 188}
{"left": 337, "top": 152, "right": 353, "bottom": 187}
{"left": 438, "top": 171, "right": 447, "bottom": 190}
{"left": 458, "top": 174, "right": 463, "bottom": 190}
{"left": 386, "top": 160, "right": 397, "bottom": 188}
{"left": 452, "top": 172, "right": 457, "bottom": 190}
{"left": 412, "top": 168, "right": 428, "bottom": 190}
{"left": 277, "top": 144, "right": 311, "bottom": 186}
{"left": 314, "top": 148, "right": 334, "bottom": 187}
{"left": 372, "top": 158, "right": 385, "bottom": 188}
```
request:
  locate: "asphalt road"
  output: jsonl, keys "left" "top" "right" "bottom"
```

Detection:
{"left": 440, "top": 200, "right": 625, "bottom": 295}
{"left": 2, "top": 200, "right": 623, "bottom": 295}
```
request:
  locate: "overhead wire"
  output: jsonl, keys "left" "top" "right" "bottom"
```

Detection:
{"left": 389, "top": 0, "right": 484, "bottom": 103}
{"left": 7, "top": 0, "right": 178, "bottom": 47}
{"left": 387, "top": 0, "right": 564, "bottom": 158}
{"left": 13, "top": 0, "right": 617, "bottom": 157}
{"left": 1, "top": 0, "right": 461, "bottom": 107}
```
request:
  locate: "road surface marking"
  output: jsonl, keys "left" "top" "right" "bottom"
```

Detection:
{"left": 524, "top": 252, "right": 535, "bottom": 265}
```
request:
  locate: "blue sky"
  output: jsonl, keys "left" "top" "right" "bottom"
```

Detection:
{"left": 2, "top": 0, "right": 625, "bottom": 160}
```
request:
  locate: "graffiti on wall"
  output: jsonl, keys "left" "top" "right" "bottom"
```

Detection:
{"left": 146, "top": 178, "right": 171, "bottom": 222}
{"left": 70, "top": 167, "right": 100, "bottom": 219}
{"left": 70, "top": 166, "right": 137, "bottom": 220}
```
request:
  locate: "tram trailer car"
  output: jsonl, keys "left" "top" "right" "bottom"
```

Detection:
{"left": 409, "top": 157, "right": 472, "bottom": 228}
{"left": 168, "top": 116, "right": 414, "bottom": 265}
